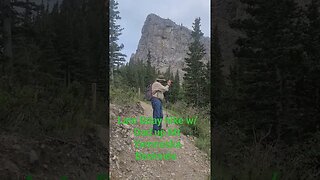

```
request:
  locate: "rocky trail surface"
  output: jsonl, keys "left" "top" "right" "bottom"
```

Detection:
{"left": 110, "top": 101, "right": 210, "bottom": 180}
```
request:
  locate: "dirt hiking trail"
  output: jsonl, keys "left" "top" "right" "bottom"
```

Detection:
{"left": 110, "top": 101, "right": 210, "bottom": 180}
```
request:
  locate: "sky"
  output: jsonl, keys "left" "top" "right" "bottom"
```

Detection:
{"left": 116, "top": 0, "right": 211, "bottom": 62}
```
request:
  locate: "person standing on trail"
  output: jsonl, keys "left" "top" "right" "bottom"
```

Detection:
{"left": 151, "top": 75, "right": 172, "bottom": 134}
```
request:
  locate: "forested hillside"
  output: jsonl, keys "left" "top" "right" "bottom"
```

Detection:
{"left": 0, "top": 0, "right": 107, "bottom": 135}
{"left": 0, "top": 0, "right": 108, "bottom": 178}
{"left": 213, "top": 0, "right": 320, "bottom": 179}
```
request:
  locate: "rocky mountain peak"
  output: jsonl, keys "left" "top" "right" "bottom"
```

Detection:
{"left": 131, "top": 13, "right": 210, "bottom": 81}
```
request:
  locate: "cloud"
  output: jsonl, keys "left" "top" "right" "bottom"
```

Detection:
{"left": 115, "top": 0, "right": 210, "bottom": 61}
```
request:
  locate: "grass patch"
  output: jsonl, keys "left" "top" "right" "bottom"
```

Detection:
{"left": 110, "top": 84, "right": 140, "bottom": 106}
{"left": 195, "top": 136, "right": 210, "bottom": 155}
{"left": 166, "top": 101, "right": 211, "bottom": 157}
{"left": 180, "top": 125, "right": 195, "bottom": 136}
{"left": 140, "top": 99, "right": 211, "bottom": 157}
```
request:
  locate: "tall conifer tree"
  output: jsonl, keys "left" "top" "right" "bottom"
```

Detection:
{"left": 183, "top": 17, "right": 207, "bottom": 107}
{"left": 109, "top": 0, "right": 126, "bottom": 82}
{"left": 232, "top": 0, "right": 302, "bottom": 141}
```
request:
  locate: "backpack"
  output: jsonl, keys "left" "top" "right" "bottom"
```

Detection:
{"left": 144, "top": 83, "right": 153, "bottom": 101}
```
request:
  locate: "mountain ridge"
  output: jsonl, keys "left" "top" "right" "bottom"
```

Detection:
{"left": 130, "top": 13, "right": 210, "bottom": 81}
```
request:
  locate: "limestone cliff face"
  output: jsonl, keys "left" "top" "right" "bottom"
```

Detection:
{"left": 130, "top": 14, "right": 210, "bottom": 81}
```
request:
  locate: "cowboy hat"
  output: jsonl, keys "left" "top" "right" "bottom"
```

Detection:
{"left": 156, "top": 75, "right": 166, "bottom": 81}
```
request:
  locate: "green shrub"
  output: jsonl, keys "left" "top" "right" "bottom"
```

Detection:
{"left": 109, "top": 85, "right": 138, "bottom": 105}
{"left": 170, "top": 100, "right": 211, "bottom": 157}
{"left": 180, "top": 125, "right": 194, "bottom": 136}
{"left": 195, "top": 136, "right": 210, "bottom": 155}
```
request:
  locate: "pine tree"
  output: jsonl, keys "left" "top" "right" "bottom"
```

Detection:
{"left": 162, "top": 66, "right": 175, "bottom": 104}
{"left": 138, "top": 59, "right": 146, "bottom": 90}
{"left": 0, "top": 0, "right": 108, "bottom": 133}
{"left": 109, "top": 0, "right": 126, "bottom": 82}
{"left": 165, "top": 65, "right": 171, "bottom": 80}
{"left": 175, "top": 70, "right": 180, "bottom": 93}
{"left": 88, "top": 0, "right": 108, "bottom": 100}
{"left": 231, "top": 0, "right": 303, "bottom": 142}
{"left": 170, "top": 70, "right": 181, "bottom": 102}
{"left": 183, "top": 17, "right": 207, "bottom": 107}
{"left": 1, "top": 0, "right": 39, "bottom": 77}
{"left": 146, "top": 49, "right": 155, "bottom": 84}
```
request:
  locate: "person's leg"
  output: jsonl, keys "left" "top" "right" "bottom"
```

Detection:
{"left": 151, "top": 98, "right": 161, "bottom": 133}
{"left": 159, "top": 100, "right": 163, "bottom": 130}
{"left": 151, "top": 98, "right": 156, "bottom": 133}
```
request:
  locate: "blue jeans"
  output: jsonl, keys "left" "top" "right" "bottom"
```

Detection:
{"left": 151, "top": 97, "right": 163, "bottom": 133}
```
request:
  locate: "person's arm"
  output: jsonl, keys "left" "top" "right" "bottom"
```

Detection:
{"left": 153, "top": 82, "right": 170, "bottom": 92}
{"left": 161, "top": 84, "right": 170, "bottom": 92}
